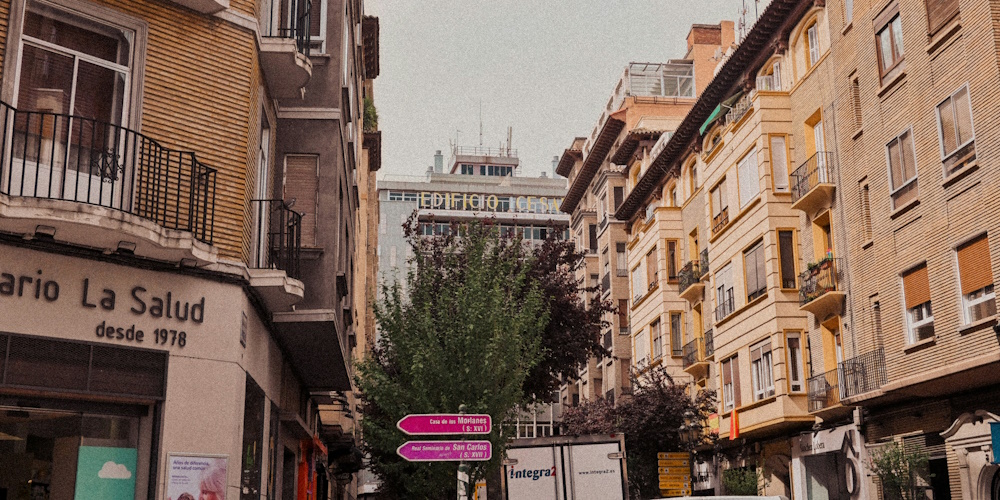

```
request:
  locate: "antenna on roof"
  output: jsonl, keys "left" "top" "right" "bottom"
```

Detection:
{"left": 479, "top": 100, "right": 484, "bottom": 147}
{"left": 507, "top": 126, "right": 513, "bottom": 156}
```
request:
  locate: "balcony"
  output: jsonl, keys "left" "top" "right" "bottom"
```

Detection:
{"left": 714, "top": 296, "right": 734, "bottom": 323}
{"left": 682, "top": 331, "right": 713, "bottom": 375}
{"left": 839, "top": 348, "right": 887, "bottom": 401}
{"left": 724, "top": 93, "right": 753, "bottom": 126}
{"left": 0, "top": 102, "right": 217, "bottom": 264}
{"left": 712, "top": 209, "right": 729, "bottom": 235}
{"left": 807, "top": 369, "right": 841, "bottom": 413}
{"left": 799, "top": 257, "right": 846, "bottom": 319}
{"left": 678, "top": 261, "right": 704, "bottom": 302}
{"left": 248, "top": 199, "right": 305, "bottom": 312}
{"left": 790, "top": 152, "right": 836, "bottom": 213}
{"left": 755, "top": 74, "right": 784, "bottom": 92}
{"left": 260, "top": 0, "right": 313, "bottom": 98}
{"left": 700, "top": 249, "right": 709, "bottom": 278}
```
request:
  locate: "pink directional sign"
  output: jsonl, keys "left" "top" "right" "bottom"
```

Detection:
{"left": 397, "top": 414, "right": 492, "bottom": 435}
{"left": 397, "top": 440, "right": 493, "bottom": 462}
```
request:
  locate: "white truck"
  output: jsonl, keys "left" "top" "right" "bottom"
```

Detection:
{"left": 501, "top": 434, "right": 628, "bottom": 500}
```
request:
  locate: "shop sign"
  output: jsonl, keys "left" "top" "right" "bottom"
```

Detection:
{"left": 991, "top": 422, "right": 1000, "bottom": 464}
{"left": 74, "top": 446, "right": 138, "bottom": 500}
{"left": 0, "top": 266, "right": 208, "bottom": 350}
{"left": 166, "top": 454, "right": 229, "bottom": 500}
{"left": 417, "top": 191, "right": 563, "bottom": 214}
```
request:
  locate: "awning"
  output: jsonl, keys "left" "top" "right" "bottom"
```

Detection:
{"left": 698, "top": 92, "right": 744, "bottom": 135}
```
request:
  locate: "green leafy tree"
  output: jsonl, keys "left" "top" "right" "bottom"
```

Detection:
{"left": 357, "top": 220, "right": 548, "bottom": 499}
{"left": 868, "top": 441, "right": 930, "bottom": 500}
{"left": 722, "top": 465, "right": 761, "bottom": 495}
{"left": 561, "top": 366, "right": 717, "bottom": 498}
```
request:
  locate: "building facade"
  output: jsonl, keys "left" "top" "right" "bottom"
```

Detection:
{"left": 0, "top": 0, "right": 375, "bottom": 497}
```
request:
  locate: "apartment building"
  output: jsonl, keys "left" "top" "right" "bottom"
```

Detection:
{"left": 613, "top": 1, "right": 861, "bottom": 496}
{"left": 557, "top": 24, "right": 733, "bottom": 413}
{"left": 0, "top": 0, "right": 375, "bottom": 497}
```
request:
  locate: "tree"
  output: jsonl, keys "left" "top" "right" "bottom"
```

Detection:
{"left": 561, "top": 366, "right": 717, "bottom": 499}
{"left": 357, "top": 220, "right": 548, "bottom": 499}
{"left": 521, "top": 234, "right": 616, "bottom": 401}
{"left": 868, "top": 441, "right": 930, "bottom": 500}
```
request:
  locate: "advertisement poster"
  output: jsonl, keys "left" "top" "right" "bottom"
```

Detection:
{"left": 74, "top": 446, "right": 138, "bottom": 500}
{"left": 166, "top": 454, "right": 228, "bottom": 500}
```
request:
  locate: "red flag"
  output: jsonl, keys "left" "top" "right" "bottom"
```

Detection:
{"left": 729, "top": 409, "right": 740, "bottom": 440}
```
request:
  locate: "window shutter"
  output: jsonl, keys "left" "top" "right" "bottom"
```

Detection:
{"left": 958, "top": 235, "right": 993, "bottom": 295}
{"left": 902, "top": 264, "right": 931, "bottom": 309}
{"left": 731, "top": 356, "right": 741, "bottom": 406}
{"left": 738, "top": 150, "right": 760, "bottom": 207}
{"left": 284, "top": 155, "right": 319, "bottom": 247}
{"left": 770, "top": 136, "right": 789, "bottom": 191}
{"left": 925, "top": 0, "right": 959, "bottom": 35}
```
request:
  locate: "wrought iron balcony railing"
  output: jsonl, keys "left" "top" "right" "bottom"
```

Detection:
{"left": 712, "top": 209, "right": 729, "bottom": 235}
{"left": 807, "top": 368, "right": 840, "bottom": 412}
{"left": 0, "top": 102, "right": 216, "bottom": 243}
{"left": 839, "top": 348, "right": 887, "bottom": 400}
{"left": 714, "top": 294, "right": 734, "bottom": 322}
{"left": 790, "top": 151, "right": 835, "bottom": 203}
{"left": 799, "top": 257, "right": 842, "bottom": 306}
{"left": 678, "top": 261, "right": 701, "bottom": 293}
{"left": 704, "top": 329, "right": 714, "bottom": 358}
{"left": 682, "top": 337, "right": 705, "bottom": 368}
{"left": 700, "top": 248, "right": 709, "bottom": 278}
{"left": 263, "top": 0, "right": 312, "bottom": 56}
{"left": 725, "top": 93, "right": 753, "bottom": 126}
{"left": 250, "top": 199, "right": 302, "bottom": 279}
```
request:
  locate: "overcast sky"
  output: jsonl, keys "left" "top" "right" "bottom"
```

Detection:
{"left": 366, "top": 0, "right": 750, "bottom": 179}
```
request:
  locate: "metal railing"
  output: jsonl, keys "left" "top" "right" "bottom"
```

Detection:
{"left": 704, "top": 329, "right": 714, "bottom": 358}
{"left": 678, "top": 261, "right": 701, "bottom": 293}
{"left": 250, "top": 199, "right": 302, "bottom": 279}
{"left": 807, "top": 369, "right": 840, "bottom": 412}
{"left": 714, "top": 294, "right": 734, "bottom": 322}
{"left": 839, "top": 348, "right": 887, "bottom": 400}
{"left": 700, "top": 249, "right": 709, "bottom": 277}
{"left": 755, "top": 74, "right": 783, "bottom": 91}
{"left": 601, "top": 273, "right": 611, "bottom": 293}
{"left": 682, "top": 337, "right": 705, "bottom": 368}
{"left": 790, "top": 151, "right": 835, "bottom": 203}
{"left": 0, "top": 102, "right": 216, "bottom": 243}
{"left": 453, "top": 145, "right": 518, "bottom": 158}
{"left": 799, "top": 258, "right": 842, "bottom": 306}
{"left": 725, "top": 93, "right": 753, "bottom": 126}
{"left": 712, "top": 209, "right": 729, "bottom": 234}
{"left": 262, "top": 0, "right": 312, "bottom": 57}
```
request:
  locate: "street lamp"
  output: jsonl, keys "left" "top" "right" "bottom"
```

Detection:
{"left": 678, "top": 410, "right": 699, "bottom": 448}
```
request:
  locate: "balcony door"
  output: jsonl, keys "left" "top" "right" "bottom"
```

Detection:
{"left": 10, "top": 1, "right": 133, "bottom": 207}
{"left": 253, "top": 113, "right": 272, "bottom": 268}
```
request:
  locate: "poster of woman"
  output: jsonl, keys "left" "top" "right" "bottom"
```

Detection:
{"left": 165, "top": 454, "right": 228, "bottom": 500}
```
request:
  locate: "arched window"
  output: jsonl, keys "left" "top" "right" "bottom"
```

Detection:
{"left": 758, "top": 57, "right": 783, "bottom": 91}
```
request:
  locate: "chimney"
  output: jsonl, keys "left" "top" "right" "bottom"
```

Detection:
{"left": 434, "top": 150, "right": 444, "bottom": 173}
{"left": 551, "top": 155, "right": 559, "bottom": 178}
{"left": 540, "top": 171, "right": 548, "bottom": 178}
{"left": 720, "top": 20, "right": 736, "bottom": 48}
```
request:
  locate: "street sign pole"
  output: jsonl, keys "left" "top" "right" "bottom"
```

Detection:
{"left": 458, "top": 404, "right": 468, "bottom": 500}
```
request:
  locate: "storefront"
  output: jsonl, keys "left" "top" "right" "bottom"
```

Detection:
{"left": 790, "top": 422, "right": 868, "bottom": 500}
{"left": 0, "top": 243, "right": 319, "bottom": 499}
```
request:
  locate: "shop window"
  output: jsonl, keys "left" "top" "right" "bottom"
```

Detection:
{"left": 750, "top": 339, "right": 775, "bottom": 400}
{"left": 902, "top": 263, "right": 934, "bottom": 342}
{"left": 936, "top": 85, "right": 976, "bottom": 176}
{"left": 875, "top": 6, "right": 905, "bottom": 82}
{"left": 886, "top": 129, "right": 918, "bottom": 209}
{"left": 744, "top": 239, "right": 766, "bottom": 302}
{"left": 242, "top": 375, "right": 266, "bottom": 498}
{"left": 957, "top": 235, "right": 996, "bottom": 323}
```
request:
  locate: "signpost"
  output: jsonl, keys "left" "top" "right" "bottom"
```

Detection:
{"left": 657, "top": 452, "right": 692, "bottom": 497}
{"left": 397, "top": 413, "right": 492, "bottom": 435}
{"left": 397, "top": 440, "right": 493, "bottom": 462}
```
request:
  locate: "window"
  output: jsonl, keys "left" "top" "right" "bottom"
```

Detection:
{"left": 957, "top": 235, "right": 996, "bottom": 323}
{"left": 786, "top": 333, "right": 805, "bottom": 392}
{"left": 666, "top": 240, "right": 679, "bottom": 280}
{"left": 738, "top": 148, "right": 760, "bottom": 208}
{"left": 769, "top": 136, "right": 789, "bottom": 192}
{"left": 686, "top": 159, "right": 699, "bottom": 194}
{"left": 845, "top": 0, "right": 854, "bottom": 23}
{"left": 618, "top": 299, "right": 629, "bottom": 334}
{"left": 936, "top": 85, "right": 976, "bottom": 176}
{"left": 750, "top": 340, "right": 775, "bottom": 401}
{"left": 721, "top": 356, "right": 740, "bottom": 412}
{"left": 777, "top": 230, "right": 797, "bottom": 289}
{"left": 876, "top": 9, "right": 905, "bottom": 81}
{"left": 460, "top": 163, "right": 475, "bottom": 175}
{"left": 806, "top": 22, "right": 821, "bottom": 68}
{"left": 925, "top": 0, "right": 959, "bottom": 35}
{"left": 631, "top": 263, "right": 646, "bottom": 302}
{"left": 886, "top": 129, "right": 918, "bottom": 209}
{"left": 646, "top": 248, "right": 658, "bottom": 291}
{"left": 715, "top": 263, "right": 735, "bottom": 321}
{"left": 588, "top": 224, "right": 598, "bottom": 252}
{"left": 670, "top": 312, "right": 683, "bottom": 357}
{"left": 851, "top": 76, "right": 862, "bottom": 131}
{"left": 711, "top": 178, "right": 729, "bottom": 233}
{"left": 860, "top": 182, "right": 872, "bottom": 241}
{"left": 744, "top": 240, "right": 767, "bottom": 302}
{"left": 902, "top": 264, "right": 934, "bottom": 342}
{"left": 651, "top": 320, "right": 663, "bottom": 360}
{"left": 616, "top": 243, "right": 628, "bottom": 276}
{"left": 613, "top": 186, "right": 624, "bottom": 210}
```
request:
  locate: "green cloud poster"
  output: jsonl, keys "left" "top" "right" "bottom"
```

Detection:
{"left": 74, "top": 446, "right": 138, "bottom": 500}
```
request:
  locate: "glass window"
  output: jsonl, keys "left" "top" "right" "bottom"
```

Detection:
{"left": 670, "top": 312, "right": 683, "bottom": 357}
{"left": 778, "top": 230, "right": 797, "bottom": 289}
{"left": 806, "top": 23, "right": 820, "bottom": 68}
{"left": 750, "top": 340, "right": 775, "bottom": 401}
{"left": 887, "top": 129, "right": 918, "bottom": 209}
{"left": 786, "top": 333, "right": 805, "bottom": 392}
{"left": 711, "top": 177, "right": 729, "bottom": 233}
{"left": 646, "top": 248, "right": 658, "bottom": 291}
{"left": 957, "top": 235, "right": 996, "bottom": 323}
{"left": 937, "top": 85, "right": 976, "bottom": 175}
{"left": 902, "top": 264, "right": 934, "bottom": 343}
{"left": 721, "top": 356, "right": 740, "bottom": 411}
{"left": 738, "top": 148, "right": 760, "bottom": 208}
{"left": 666, "top": 240, "right": 679, "bottom": 280}
{"left": 876, "top": 13, "right": 905, "bottom": 81}
{"left": 632, "top": 263, "right": 646, "bottom": 302}
{"left": 715, "top": 263, "right": 735, "bottom": 321}
{"left": 744, "top": 240, "right": 767, "bottom": 302}
{"left": 616, "top": 243, "right": 628, "bottom": 275}
{"left": 770, "top": 136, "right": 789, "bottom": 192}
{"left": 651, "top": 319, "right": 662, "bottom": 360}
